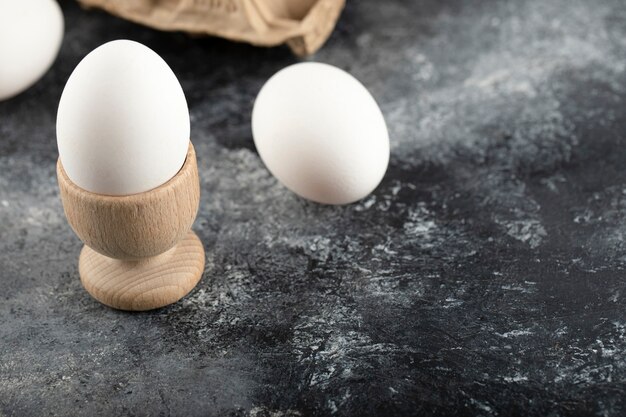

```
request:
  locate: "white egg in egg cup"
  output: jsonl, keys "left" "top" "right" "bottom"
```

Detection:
{"left": 55, "top": 40, "right": 204, "bottom": 311}
{"left": 57, "top": 144, "right": 205, "bottom": 311}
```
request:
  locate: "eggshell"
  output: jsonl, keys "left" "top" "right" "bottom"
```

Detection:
{"left": 56, "top": 40, "right": 190, "bottom": 196}
{"left": 0, "top": 0, "right": 64, "bottom": 100}
{"left": 252, "top": 62, "right": 389, "bottom": 205}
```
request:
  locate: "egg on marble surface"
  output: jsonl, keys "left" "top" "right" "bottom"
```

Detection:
{"left": 0, "top": 0, "right": 64, "bottom": 101}
{"left": 252, "top": 62, "right": 389, "bottom": 205}
{"left": 56, "top": 40, "right": 190, "bottom": 196}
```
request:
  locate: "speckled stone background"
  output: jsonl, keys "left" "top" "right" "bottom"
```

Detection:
{"left": 2, "top": 0, "right": 626, "bottom": 415}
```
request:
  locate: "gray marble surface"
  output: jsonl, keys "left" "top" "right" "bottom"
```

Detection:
{"left": 2, "top": 0, "right": 626, "bottom": 416}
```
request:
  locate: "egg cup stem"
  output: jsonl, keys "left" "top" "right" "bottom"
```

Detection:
{"left": 78, "top": 231, "right": 204, "bottom": 311}
{"left": 57, "top": 143, "right": 205, "bottom": 311}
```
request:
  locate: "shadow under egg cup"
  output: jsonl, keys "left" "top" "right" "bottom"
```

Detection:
{"left": 57, "top": 143, "right": 205, "bottom": 311}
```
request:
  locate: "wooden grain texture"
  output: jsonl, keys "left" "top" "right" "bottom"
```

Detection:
{"left": 57, "top": 143, "right": 200, "bottom": 260}
{"left": 79, "top": 231, "right": 205, "bottom": 311}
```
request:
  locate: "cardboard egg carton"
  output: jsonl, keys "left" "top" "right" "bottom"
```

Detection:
{"left": 76, "top": 0, "right": 346, "bottom": 56}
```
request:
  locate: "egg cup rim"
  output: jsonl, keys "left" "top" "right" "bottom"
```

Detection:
{"left": 57, "top": 141, "right": 196, "bottom": 201}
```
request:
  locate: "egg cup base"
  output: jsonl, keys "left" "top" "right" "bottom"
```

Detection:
{"left": 78, "top": 230, "right": 205, "bottom": 311}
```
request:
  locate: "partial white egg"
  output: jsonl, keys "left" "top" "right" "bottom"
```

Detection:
{"left": 0, "top": 0, "right": 64, "bottom": 101}
{"left": 252, "top": 62, "right": 389, "bottom": 205}
{"left": 56, "top": 40, "right": 190, "bottom": 196}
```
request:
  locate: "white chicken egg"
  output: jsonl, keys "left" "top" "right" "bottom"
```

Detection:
{"left": 0, "top": 0, "right": 64, "bottom": 101}
{"left": 56, "top": 40, "right": 190, "bottom": 196}
{"left": 252, "top": 62, "right": 389, "bottom": 205}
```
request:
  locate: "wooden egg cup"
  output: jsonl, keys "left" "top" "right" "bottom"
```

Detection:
{"left": 57, "top": 143, "right": 205, "bottom": 311}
